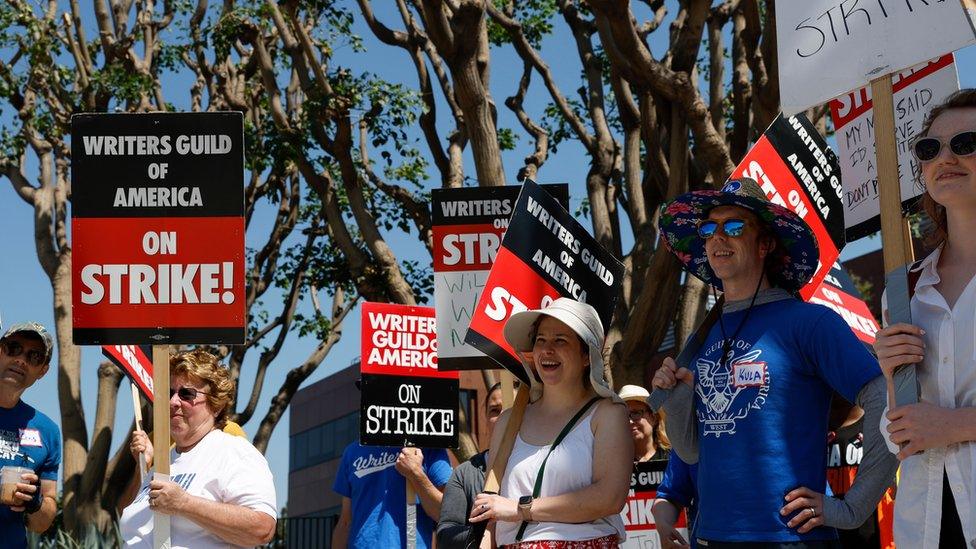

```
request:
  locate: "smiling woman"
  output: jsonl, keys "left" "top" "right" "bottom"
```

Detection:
{"left": 116, "top": 350, "right": 278, "bottom": 548}
{"left": 874, "top": 88, "right": 976, "bottom": 548}
{"left": 467, "top": 298, "right": 631, "bottom": 549}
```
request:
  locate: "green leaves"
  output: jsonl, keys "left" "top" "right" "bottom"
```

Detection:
{"left": 487, "top": 0, "right": 558, "bottom": 49}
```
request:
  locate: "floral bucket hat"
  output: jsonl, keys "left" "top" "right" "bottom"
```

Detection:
{"left": 658, "top": 178, "right": 818, "bottom": 292}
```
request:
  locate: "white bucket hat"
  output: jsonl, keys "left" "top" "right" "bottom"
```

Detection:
{"left": 503, "top": 297, "right": 621, "bottom": 403}
{"left": 617, "top": 384, "right": 650, "bottom": 404}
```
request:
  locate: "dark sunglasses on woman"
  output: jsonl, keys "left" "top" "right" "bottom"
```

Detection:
{"left": 0, "top": 340, "right": 46, "bottom": 367}
{"left": 170, "top": 386, "right": 209, "bottom": 402}
{"left": 911, "top": 130, "right": 976, "bottom": 162}
{"left": 698, "top": 218, "right": 747, "bottom": 239}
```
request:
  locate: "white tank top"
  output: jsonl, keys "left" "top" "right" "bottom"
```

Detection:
{"left": 496, "top": 409, "right": 626, "bottom": 544}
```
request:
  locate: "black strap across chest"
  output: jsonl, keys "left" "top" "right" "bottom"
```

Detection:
{"left": 515, "top": 396, "right": 601, "bottom": 541}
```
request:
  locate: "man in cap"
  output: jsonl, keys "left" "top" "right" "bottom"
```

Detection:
{"left": 652, "top": 179, "right": 897, "bottom": 547}
{"left": 0, "top": 322, "right": 60, "bottom": 543}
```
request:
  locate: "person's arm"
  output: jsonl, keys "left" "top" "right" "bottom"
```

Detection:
{"left": 118, "top": 429, "right": 154, "bottom": 513}
{"left": 149, "top": 476, "right": 276, "bottom": 545}
{"left": 331, "top": 497, "right": 352, "bottom": 549}
{"left": 784, "top": 376, "right": 899, "bottom": 532}
{"left": 436, "top": 462, "right": 478, "bottom": 549}
{"left": 117, "top": 470, "right": 142, "bottom": 514}
{"left": 651, "top": 499, "right": 689, "bottom": 549}
{"left": 470, "top": 400, "right": 631, "bottom": 525}
{"left": 397, "top": 448, "right": 445, "bottom": 521}
{"left": 17, "top": 478, "right": 57, "bottom": 533}
{"left": 654, "top": 357, "right": 699, "bottom": 464}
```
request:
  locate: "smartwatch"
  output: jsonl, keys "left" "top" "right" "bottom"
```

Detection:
{"left": 517, "top": 495, "right": 533, "bottom": 522}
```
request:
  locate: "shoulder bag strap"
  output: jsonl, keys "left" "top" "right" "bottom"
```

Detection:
{"left": 514, "top": 396, "right": 601, "bottom": 542}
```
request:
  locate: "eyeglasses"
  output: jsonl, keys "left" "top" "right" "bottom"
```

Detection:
{"left": 627, "top": 410, "right": 648, "bottom": 422}
{"left": 0, "top": 340, "right": 45, "bottom": 367}
{"left": 912, "top": 131, "right": 976, "bottom": 162}
{"left": 170, "top": 386, "right": 210, "bottom": 403}
{"left": 697, "top": 218, "right": 747, "bottom": 239}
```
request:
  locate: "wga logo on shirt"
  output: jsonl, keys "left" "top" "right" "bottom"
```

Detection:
{"left": 695, "top": 344, "right": 770, "bottom": 437}
{"left": 352, "top": 452, "right": 398, "bottom": 478}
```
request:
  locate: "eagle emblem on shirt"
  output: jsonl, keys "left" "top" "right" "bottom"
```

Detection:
{"left": 695, "top": 346, "right": 769, "bottom": 437}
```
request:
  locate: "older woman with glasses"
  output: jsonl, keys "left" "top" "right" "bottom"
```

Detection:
{"left": 117, "top": 349, "right": 277, "bottom": 548}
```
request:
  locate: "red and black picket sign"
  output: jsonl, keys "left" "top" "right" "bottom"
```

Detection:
{"left": 464, "top": 179, "right": 624, "bottom": 383}
{"left": 809, "top": 262, "right": 880, "bottom": 345}
{"left": 102, "top": 344, "right": 154, "bottom": 400}
{"left": 432, "top": 184, "right": 568, "bottom": 371}
{"left": 360, "top": 302, "right": 459, "bottom": 449}
{"left": 733, "top": 114, "right": 846, "bottom": 300}
{"left": 71, "top": 113, "right": 245, "bottom": 345}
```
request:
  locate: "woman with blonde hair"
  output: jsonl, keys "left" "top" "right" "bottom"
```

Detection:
{"left": 118, "top": 349, "right": 277, "bottom": 548}
{"left": 873, "top": 88, "right": 976, "bottom": 548}
{"left": 469, "top": 298, "right": 631, "bottom": 548}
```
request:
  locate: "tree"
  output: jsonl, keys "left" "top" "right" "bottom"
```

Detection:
{"left": 0, "top": 0, "right": 829, "bottom": 537}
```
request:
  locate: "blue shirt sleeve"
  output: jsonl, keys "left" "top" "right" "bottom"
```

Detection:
{"left": 655, "top": 450, "right": 696, "bottom": 508}
{"left": 424, "top": 448, "right": 453, "bottom": 488}
{"left": 332, "top": 443, "right": 353, "bottom": 498}
{"left": 806, "top": 307, "right": 881, "bottom": 403}
{"left": 38, "top": 419, "right": 61, "bottom": 481}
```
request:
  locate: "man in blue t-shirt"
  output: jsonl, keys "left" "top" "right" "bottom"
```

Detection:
{"left": 331, "top": 441, "right": 452, "bottom": 549}
{"left": 0, "top": 322, "right": 61, "bottom": 547}
{"left": 653, "top": 179, "right": 898, "bottom": 547}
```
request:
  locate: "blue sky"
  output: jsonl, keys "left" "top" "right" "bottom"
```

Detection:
{"left": 2, "top": 3, "right": 976, "bottom": 513}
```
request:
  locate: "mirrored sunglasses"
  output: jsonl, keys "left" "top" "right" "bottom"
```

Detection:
{"left": 697, "top": 218, "right": 747, "bottom": 239}
{"left": 170, "top": 386, "right": 210, "bottom": 403}
{"left": 912, "top": 130, "right": 976, "bottom": 163}
{"left": 0, "top": 340, "right": 45, "bottom": 367}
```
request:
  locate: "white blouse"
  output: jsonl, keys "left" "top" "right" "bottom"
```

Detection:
{"left": 880, "top": 246, "right": 976, "bottom": 548}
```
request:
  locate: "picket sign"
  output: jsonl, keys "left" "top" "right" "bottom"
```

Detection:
{"left": 71, "top": 112, "right": 247, "bottom": 549}
{"left": 775, "top": 1, "right": 976, "bottom": 407}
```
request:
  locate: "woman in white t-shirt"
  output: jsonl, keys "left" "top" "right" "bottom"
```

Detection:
{"left": 468, "top": 298, "right": 631, "bottom": 548}
{"left": 873, "top": 89, "right": 976, "bottom": 548}
{"left": 117, "top": 349, "right": 277, "bottom": 548}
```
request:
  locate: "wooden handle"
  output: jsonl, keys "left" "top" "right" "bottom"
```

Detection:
{"left": 483, "top": 384, "right": 529, "bottom": 493}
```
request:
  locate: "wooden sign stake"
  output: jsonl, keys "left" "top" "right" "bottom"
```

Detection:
{"left": 500, "top": 370, "right": 516, "bottom": 409}
{"left": 151, "top": 346, "right": 171, "bottom": 549}
{"left": 130, "top": 382, "right": 147, "bottom": 484}
{"left": 870, "top": 74, "right": 919, "bottom": 407}
{"left": 484, "top": 384, "right": 530, "bottom": 493}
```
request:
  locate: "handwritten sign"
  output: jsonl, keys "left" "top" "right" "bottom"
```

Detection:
{"left": 829, "top": 54, "right": 959, "bottom": 240}
{"left": 432, "top": 185, "right": 568, "bottom": 371}
{"left": 777, "top": 0, "right": 974, "bottom": 115}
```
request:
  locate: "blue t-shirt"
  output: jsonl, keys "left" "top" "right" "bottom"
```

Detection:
{"left": 656, "top": 449, "right": 699, "bottom": 547}
{"left": 333, "top": 442, "right": 452, "bottom": 549}
{"left": 0, "top": 400, "right": 61, "bottom": 548}
{"left": 691, "top": 299, "right": 879, "bottom": 543}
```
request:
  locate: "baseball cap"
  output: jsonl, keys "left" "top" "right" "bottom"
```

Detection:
{"left": 1, "top": 322, "right": 54, "bottom": 364}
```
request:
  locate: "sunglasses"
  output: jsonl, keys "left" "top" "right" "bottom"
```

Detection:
{"left": 912, "top": 131, "right": 976, "bottom": 162}
{"left": 627, "top": 409, "right": 649, "bottom": 422}
{"left": 170, "top": 386, "right": 210, "bottom": 403}
{"left": 0, "top": 340, "right": 45, "bottom": 367}
{"left": 698, "top": 218, "right": 747, "bottom": 239}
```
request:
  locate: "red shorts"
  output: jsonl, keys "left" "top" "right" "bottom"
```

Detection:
{"left": 501, "top": 534, "right": 619, "bottom": 549}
